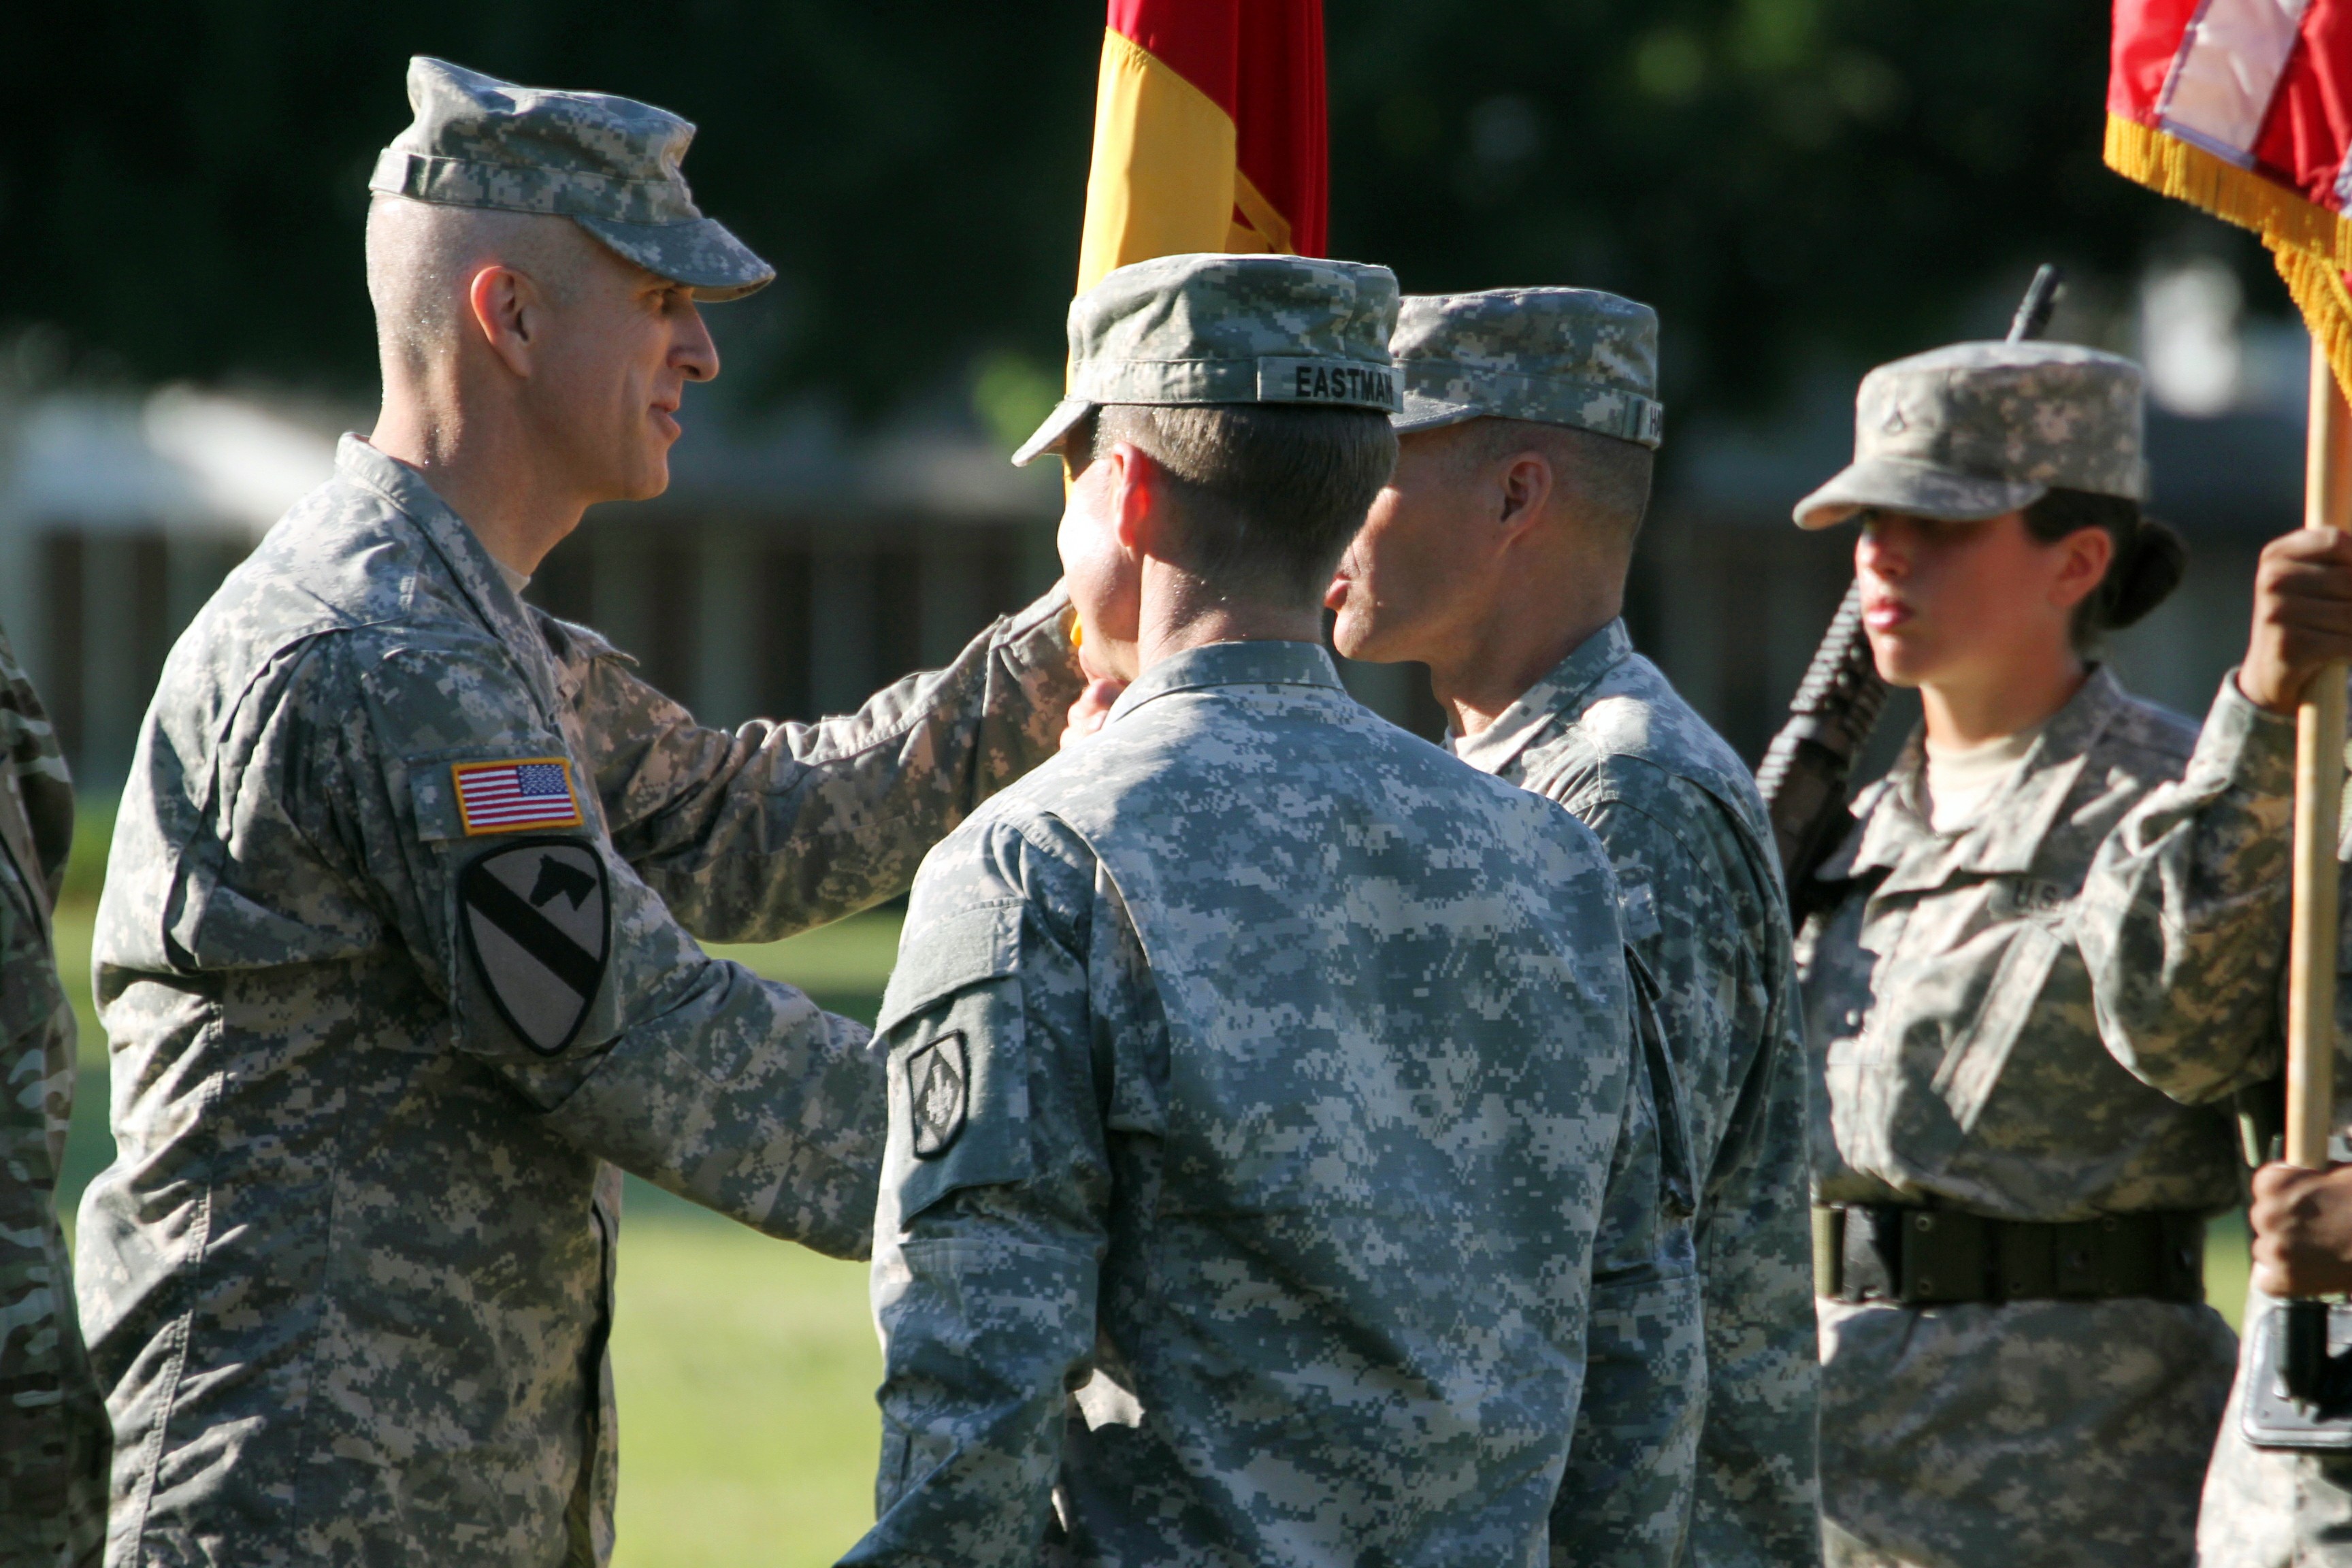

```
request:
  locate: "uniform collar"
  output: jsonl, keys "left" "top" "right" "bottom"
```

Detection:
{"left": 1449, "top": 619, "right": 1634, "bottom": 777}
{"left": 333, "top": 436, "right": 562, "bottom": 717}
{"left": 1108, "top": 639, "right": 1343, "bottom": 723}
{"left": 1838, "top": 664, "right": 2127, "bottom": 889}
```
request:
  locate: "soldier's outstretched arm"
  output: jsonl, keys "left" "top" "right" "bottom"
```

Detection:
{"left": 2074, "top": 529, "right": 2352, "bottom": 1102}
{"left": 846, "top": 816, "right": 1120, "bottom": 1568}
{"left": 557, "top": 586, "right": 1083, "bottom": 943}
{"left": 329, "top": 636, "right": 888, "bottom": 1254}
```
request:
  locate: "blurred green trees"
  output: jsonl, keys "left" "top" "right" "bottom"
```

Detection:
{"left": 0, "top": 0, "right": 2256, "bottom": 422}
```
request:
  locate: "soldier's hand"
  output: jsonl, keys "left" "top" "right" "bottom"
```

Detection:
{"left": 1060, "top": 679, "right": 1124, "bottom": 750}
{"left": 2239, "top": 529, "right": 2352, "bottom": 715}
{"left": 2251, "top": 1161, "right": 2352, "bottom": 1296}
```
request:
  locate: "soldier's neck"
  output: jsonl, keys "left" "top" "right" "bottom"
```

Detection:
{"left": 1918, "top": 654, "right": 2087, "bottom": 751}
{"left": 1131, "top": 568, "right": 1325, "bottom": 675}
{"left": 1430, "top": 574, "right": 1622, "bottom": 742}
{"left": 368, "top": 389, "right": 586, "bottom": 578}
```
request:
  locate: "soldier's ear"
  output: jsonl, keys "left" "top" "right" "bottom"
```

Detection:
{"left": 1495, "top": 451, "right": 1554, "bottom": 539}
{"left": 468, "top": 265, "right": 539, "bottom": 378}
{"left": 1107, "top": 442, "right": 1168, "bottom": 556}
{"left": 2048, "top": 519, "right": 2115, "bottom": 613}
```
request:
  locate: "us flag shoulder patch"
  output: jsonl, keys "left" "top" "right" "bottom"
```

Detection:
{"left": 453, "top": 757, "right": 583, "bottom": 835}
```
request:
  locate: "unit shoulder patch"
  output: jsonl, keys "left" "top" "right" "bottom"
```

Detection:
{"left": 459, "top": 838, "right": 609, "bottom": 1055}
{"left": 451, "top": 757, "right": 583, "bottom": 835}
{"left": 904, "top": 1029, "right": 970, "bottom": 1159}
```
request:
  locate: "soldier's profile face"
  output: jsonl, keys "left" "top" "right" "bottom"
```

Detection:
{"left": 1057, "top": 444, "right": 1143, "bottom": 679}
{"left": 1855, "top": 508, "right": 2080, "bottom": 687}
{"left": 518, "top": 242, "right": 718, "bottom": 506}
{"left": 1326, "top": 427, "right": 1494, "bottom": 664}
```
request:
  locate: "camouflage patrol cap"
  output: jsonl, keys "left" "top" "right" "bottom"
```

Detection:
{"left": 1391, "top": 288, "right": 1665, "bottom": 448}
{"left": 1794, "top": 341, "right": 2148, "bottom": 529}
{"left": 369, "top": 57, "right": 774, "bottom": 302}
{"left": 1011, "top": 252, "right": 1401, "bottom": 467}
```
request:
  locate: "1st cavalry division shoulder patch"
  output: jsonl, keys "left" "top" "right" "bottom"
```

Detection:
{"left": 452, "top": 757, "right": 584, "bottom": 835}
{"left": 459, "top": 838, "right": 609, "bottom": 1055}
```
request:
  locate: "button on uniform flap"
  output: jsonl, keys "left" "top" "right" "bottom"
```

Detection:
{"left": 876, "top": 900, "right": 1023, "bottom": 1040}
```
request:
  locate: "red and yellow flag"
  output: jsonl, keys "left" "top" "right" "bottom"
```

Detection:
{"left": 1075, "top": 0, "right": 1328, "bottom": 294}
{"left": 2106, "top": 0, "right": 2352, "bottom": 393}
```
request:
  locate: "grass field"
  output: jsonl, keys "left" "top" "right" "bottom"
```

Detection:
{"left": 39, "top": 810, "right": 2259, "bottom": 1565}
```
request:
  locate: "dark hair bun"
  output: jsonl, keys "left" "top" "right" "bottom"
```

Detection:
{"left": 2104, "top": 516, "right": 2186, "bottom": 630}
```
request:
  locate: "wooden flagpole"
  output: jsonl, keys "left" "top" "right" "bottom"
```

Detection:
{"left": 2285, "top": 348, "right": 2351, "bottom": 1400}
{"left": 2289, "top": 350, "right": 2349, "bottom": 1176}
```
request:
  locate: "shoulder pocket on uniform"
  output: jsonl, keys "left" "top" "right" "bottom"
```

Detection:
{"left": 877, "top": 900, "right": 1024, "bottom": 1036}
{"left": 880, "top": 900, "right": 1033, "bottom": 1225}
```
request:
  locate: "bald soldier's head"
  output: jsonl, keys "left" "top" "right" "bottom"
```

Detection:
{"left": 364, "top": 191, "right": 719, "bottom": 554}
{"left": 360, "top": 59, "right": 772, "bottom": 572}
{"left": 365, "top": 196, "right": 602, "bottom": 383}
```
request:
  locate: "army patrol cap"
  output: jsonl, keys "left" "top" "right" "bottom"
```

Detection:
{"left": 1011, "top": 252, "right": 1402, "bottom": 467}
{"left": 369, "top": 56, "right": 774, "bottom": 302}
{"left": 1794, "top": 341, "right": 2148, "bottom": 529}
{"left": 1391, "top": 287, "right": 1665, "bottom": 448}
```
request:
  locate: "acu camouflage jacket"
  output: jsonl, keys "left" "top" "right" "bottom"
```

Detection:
{"left": 849, "top": 640, "right": 1687, "bottom": 1568}
{"left": 75, "top": 437, "right": 1080, "bottom": 1568}
{"left": 1802, "top": 667, "right": 2250, "bottom": 1222}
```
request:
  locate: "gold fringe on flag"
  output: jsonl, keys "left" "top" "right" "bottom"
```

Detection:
{"left": 2272, "top": 242, "right": 2352, "bottom": 410}
{"left": 2104, "top": 116, "right": 2352, "bottom": 265}
{"left": 2105, "top": 115, "right": 2352, "bottom": 399}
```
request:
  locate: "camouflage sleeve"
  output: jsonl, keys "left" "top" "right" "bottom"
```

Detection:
{"left": 1569, "top": 788, "right": 1822, "bottom": 1567}
{"left": 851, "top": 815, "right": 1113, "bottom": 1568}
{"left": 1554, "top": 956, "right": 1704, "bottom": 1567}
{"left": 2077, "top": 674, "right": 2293, "bottom": 1103}
{"left": 1684, "top": 1003, "right": 1821, "bottom": 1568}
{"left": 332, "top": 637, "right": 886, "bottom": 1256}
{"left": 567, "top": 585, "right": 1082, "bottom": 942}
{"left": 0, "top": 636, "right": 106, "bottom": 1563}
{"left": 0, "top": 625, "right": 74, "bottom": 898}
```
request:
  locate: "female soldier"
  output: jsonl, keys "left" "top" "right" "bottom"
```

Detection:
{"left": 1793, "top": 341, "right": 2250, "bottom": 1568}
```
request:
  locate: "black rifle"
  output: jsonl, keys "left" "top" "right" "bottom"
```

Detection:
{"left": 1754, "top": 264, "right": 2065, "bottom": 916}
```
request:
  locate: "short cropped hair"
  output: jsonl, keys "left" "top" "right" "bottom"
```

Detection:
{"left": 365, "top": 193, "right": 599, "bottom": 376}
{"left": 1452, "top": 416, "right": 1655, "bottom": 549}
{"left": 1077, "top": 402, "right": 1399, "bottom": 601}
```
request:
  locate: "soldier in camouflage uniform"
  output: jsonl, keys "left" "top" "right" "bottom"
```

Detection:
{"left": 0, "top": 621, "right": 105, "bottom": 1567}
{"left": 2070, "top": 461, "right": 2352, "bottom": 1563}
{"left": 1792, "top": 342, "right": 2236, "bottom": 1568}
{"left": 1326, "top": 287, "right": 1818, "bottom": 1568}
{"left": 74, "top": 59, "right": 1084, "bottom": 1568}
{"left": 847, "top": 252, "right": 1693, "bottom": 1566}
